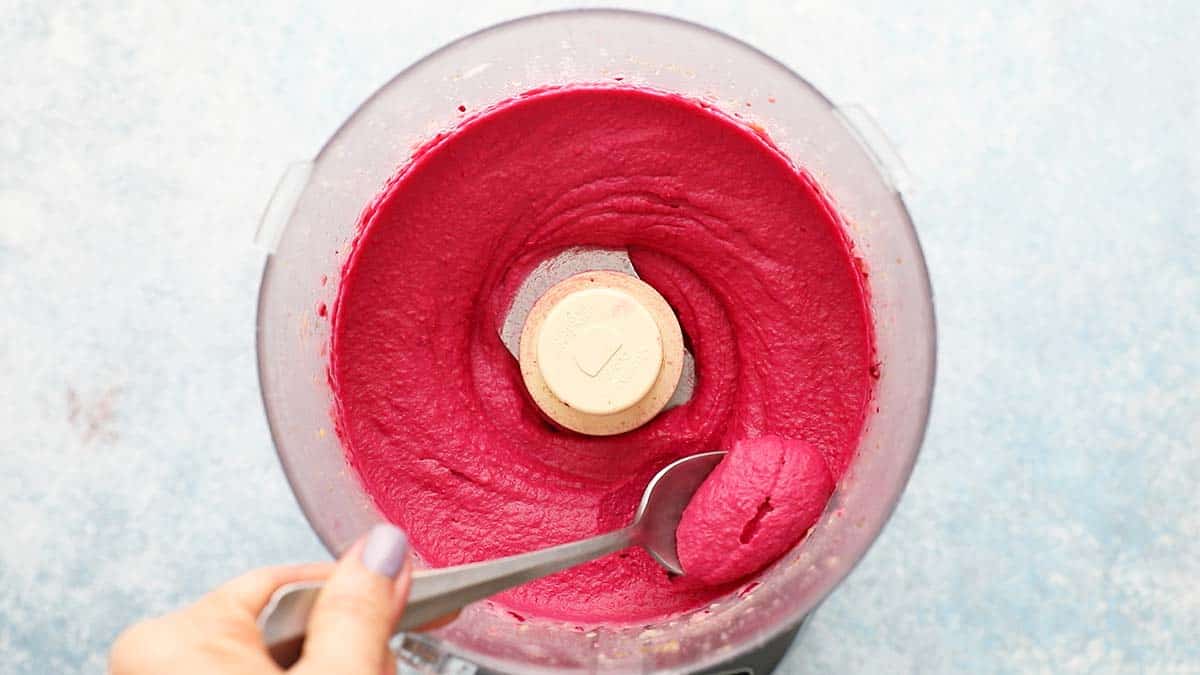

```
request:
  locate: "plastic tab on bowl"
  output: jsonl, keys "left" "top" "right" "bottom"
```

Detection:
{"left": 255, "top": 161, "right": 314, "bottom": 254}
{"left": 833, "top": 104, "right": 913, "bottom": 194}
{"left": 392, "top": 632, "right": 477, "bottom": 674}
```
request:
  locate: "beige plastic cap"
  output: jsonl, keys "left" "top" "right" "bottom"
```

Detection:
{"left": 536, "top": 287, "right": 663, "bottom": 415}
{"left": 519, "top": 271, "right": 684, "bottom": 436}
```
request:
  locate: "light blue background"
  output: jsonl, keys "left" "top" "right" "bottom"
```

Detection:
{"left": 1, "top": 2, "right": 1196, "bottom": 673}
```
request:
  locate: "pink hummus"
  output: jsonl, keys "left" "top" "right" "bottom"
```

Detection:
{"left": 329, "top": 85, "right": 874, "bottom": 623}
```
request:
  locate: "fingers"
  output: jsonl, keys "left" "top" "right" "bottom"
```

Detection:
{"left": 113, "top": 563, "right": 335, "bottom": 675}
{"left": 204, "top": 562, "right": 335, "bottom": 619}
{"left": 301, "top": 524, "right": 410, "bottom": 674}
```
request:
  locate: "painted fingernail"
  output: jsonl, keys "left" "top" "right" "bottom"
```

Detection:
{"left": 361, "top": 523, "right": 409, "bottom": 578}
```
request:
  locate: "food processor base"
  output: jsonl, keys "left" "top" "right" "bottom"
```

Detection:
{"left": 694, "top": 620, "right": 804, "bottom": 675}
{"left": 395, "top": 620, "right": 805, "bottom": 675}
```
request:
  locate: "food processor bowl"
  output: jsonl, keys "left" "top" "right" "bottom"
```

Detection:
{"left": 255, "top": 9, "right": 935, "bottom": 674}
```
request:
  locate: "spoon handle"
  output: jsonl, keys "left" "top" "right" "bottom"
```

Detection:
{"left": 259, "top": 527, "right": 635, "bottom": 667}
{"left": 404, "top": 526, "right": 633, "bottom": 628}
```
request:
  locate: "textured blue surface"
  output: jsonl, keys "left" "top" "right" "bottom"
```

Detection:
{"left": 1, "top": 2, "right": 1196, "bottom": 673}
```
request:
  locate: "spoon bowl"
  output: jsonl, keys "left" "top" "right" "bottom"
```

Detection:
{"left": 632, "top": 451, "right": 726, "bottom": 573}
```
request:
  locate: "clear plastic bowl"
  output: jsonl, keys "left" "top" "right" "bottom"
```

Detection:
{"left": 255, "top": 9, "right": 935, "bottom": 674}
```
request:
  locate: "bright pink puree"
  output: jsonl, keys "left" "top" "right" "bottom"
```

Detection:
{"left": 330, "top": 85, "right": 873, "bottom": 624}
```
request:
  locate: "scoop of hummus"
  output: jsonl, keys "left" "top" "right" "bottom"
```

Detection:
{"left": 677, "top": 437, "right": 835, "bottom": 585}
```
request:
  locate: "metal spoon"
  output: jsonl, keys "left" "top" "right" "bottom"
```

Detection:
{"left": 259, "top": 451, "right": 726, "bottom": 667}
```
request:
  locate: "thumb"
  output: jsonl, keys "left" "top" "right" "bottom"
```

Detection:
{"left": 300, "top": 524, "right": 411, "bottom": 674}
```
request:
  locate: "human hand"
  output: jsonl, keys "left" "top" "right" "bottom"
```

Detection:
{"left": 110, "top": 524, "right": 422, "bottom": 675}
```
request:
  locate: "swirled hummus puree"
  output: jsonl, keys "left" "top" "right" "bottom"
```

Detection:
{"left": 330, "top": 85, "right": 873, "bottom": 623}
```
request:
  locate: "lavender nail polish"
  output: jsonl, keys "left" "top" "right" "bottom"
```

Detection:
{"left": 361, "top": 523, "right": 409, "bottom": 578}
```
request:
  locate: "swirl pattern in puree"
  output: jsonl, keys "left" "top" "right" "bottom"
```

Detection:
{"left": 330, "top": 85, "right": 874, "bottom": 623}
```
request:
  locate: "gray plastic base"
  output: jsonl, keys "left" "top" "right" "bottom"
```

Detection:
{"left": 695, "top": 620, "right": 804, "bottom": 675}
{"left": 419, "top": 619, "right": 804, "bottom": 675}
